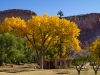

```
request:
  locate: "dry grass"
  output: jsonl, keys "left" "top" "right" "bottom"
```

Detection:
{"left": 0, "top": 66, "right": 100, "bottom": 75}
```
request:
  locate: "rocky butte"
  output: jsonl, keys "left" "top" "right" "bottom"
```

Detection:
{"left": 0, "top": 9, "right": 37, "bottom": 23}
{"left": 0, "top": 9, "right": 100, "bottom": 49}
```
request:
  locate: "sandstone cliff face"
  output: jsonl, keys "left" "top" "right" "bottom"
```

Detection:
{"left": 66, "top": 13, "right": 100, "bottom": 49}
{"left": 0, "top": 9, "right": 37, "bottom": 23}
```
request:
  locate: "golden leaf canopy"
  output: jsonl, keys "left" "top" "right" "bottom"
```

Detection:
{"left": 0, "top": 14, "right": 81, "bottom": 52}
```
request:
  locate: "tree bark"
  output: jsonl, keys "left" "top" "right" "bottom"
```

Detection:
{"left": 76, "top": 66, "right": 83, "bottom": 75}
{"left": 59, "top": 38, "right": 63, "bottom": 58}
{"left": 95, "top": 70, "right": 97, "bottom": 75}
{"left": 78, "top": 70, "right": 80, "bottom": 75}
{"left": 40, "top": 49, "right": 43, "bottom": 69}
{"left": 59, "top": 44, "right": 62, "bottom": 58}
{"left": 93, "top": 65, "right": 99, "bottom": 75}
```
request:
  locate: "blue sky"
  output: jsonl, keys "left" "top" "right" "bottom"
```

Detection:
{"left": 0, "top": 0, "right": 100, "bottom": 16}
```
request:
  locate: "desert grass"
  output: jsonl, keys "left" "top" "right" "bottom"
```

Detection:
{"left": 0, "top": 67, "right": 100, "bottom": 75}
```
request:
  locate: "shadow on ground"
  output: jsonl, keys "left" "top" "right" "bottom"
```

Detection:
{"left": 57, "top": 72, "right": 69, "bottom": 74}
{"left": 0, "top": 67, "right": 36, "bottom": 73}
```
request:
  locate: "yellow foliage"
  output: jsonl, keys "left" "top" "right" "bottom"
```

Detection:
{"left": 0, "top": 17, "right": 26, "bottom": 36}
{"left": 89, "top": 38, "right": 100, "bottom": 63}
{"left": 0, "top": 14, "right": 81, "bottom": 58}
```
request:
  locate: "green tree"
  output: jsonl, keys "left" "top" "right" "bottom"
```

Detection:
{"left": 21, "top": 47, "right": 34, "bottom": 63}
{"left": 0, "top": 33, "right": 17, "bottom": 65}
{"left": 44, "top": 46, "right": 58, "bottom": 59}
{"left": 0, "top": 33, "right": 32, "bottom": 65}
{"left": 72, "top": 56, "right": 88, "bottom": 75}
{"left": 88, "top": 55, "right": 99, "bottom": 75}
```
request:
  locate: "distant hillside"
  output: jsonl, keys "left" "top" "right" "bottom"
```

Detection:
{"left": 65, "top": 13, "right": 100, "bottom": 49}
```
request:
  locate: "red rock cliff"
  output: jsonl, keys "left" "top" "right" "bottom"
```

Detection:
{"left": 0, "top": 9, "right": 37, "bottom": 23}
{"left": 65, "top": 13, "right": 100, "bottom": 49}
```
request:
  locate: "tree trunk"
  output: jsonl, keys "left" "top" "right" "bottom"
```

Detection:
{"left": 59, "top": 39, "right": 63, "bottom": 58}
{"left": 95, "top": 70, "right": 97, "bottom": 75}
{"left": 93, "top": 66, "right": 99, "bottom": 75}
{"left": 16, "top": 61, "right": 21, "bottom": 65}
{"left": 59, "top": 44, "right": 62, "bottom": 58}
{"left": 40, "top": 49, "right": 43, "bottom": 69}
{"left": 76, "top": 66, "right": 82, "bottom": 75}
{"left": 78, "top": 70, "right": 80, "bottom": 75}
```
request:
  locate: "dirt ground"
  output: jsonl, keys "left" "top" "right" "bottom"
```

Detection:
{"left": 0, "top": 64, "right": 100, "bottom": 75}
{"left": 0, "top": 67, "right": 100, "bottom": 75}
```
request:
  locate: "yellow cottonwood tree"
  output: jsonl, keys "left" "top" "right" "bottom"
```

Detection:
{"left": 0, "top": 14, "right": 81, "bottom": 69}
{"left": 89, "top": 38, "right": 100, "bottom": 63}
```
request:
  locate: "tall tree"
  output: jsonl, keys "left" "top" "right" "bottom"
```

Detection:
{"left": 57, "top": 10, "right": 73, "bottom": 57}
{"left": 57, "top": 10, "right": 68, "bottom": 58}
{"left": 0, "top": 14, "right": 81, "bottom": 69}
